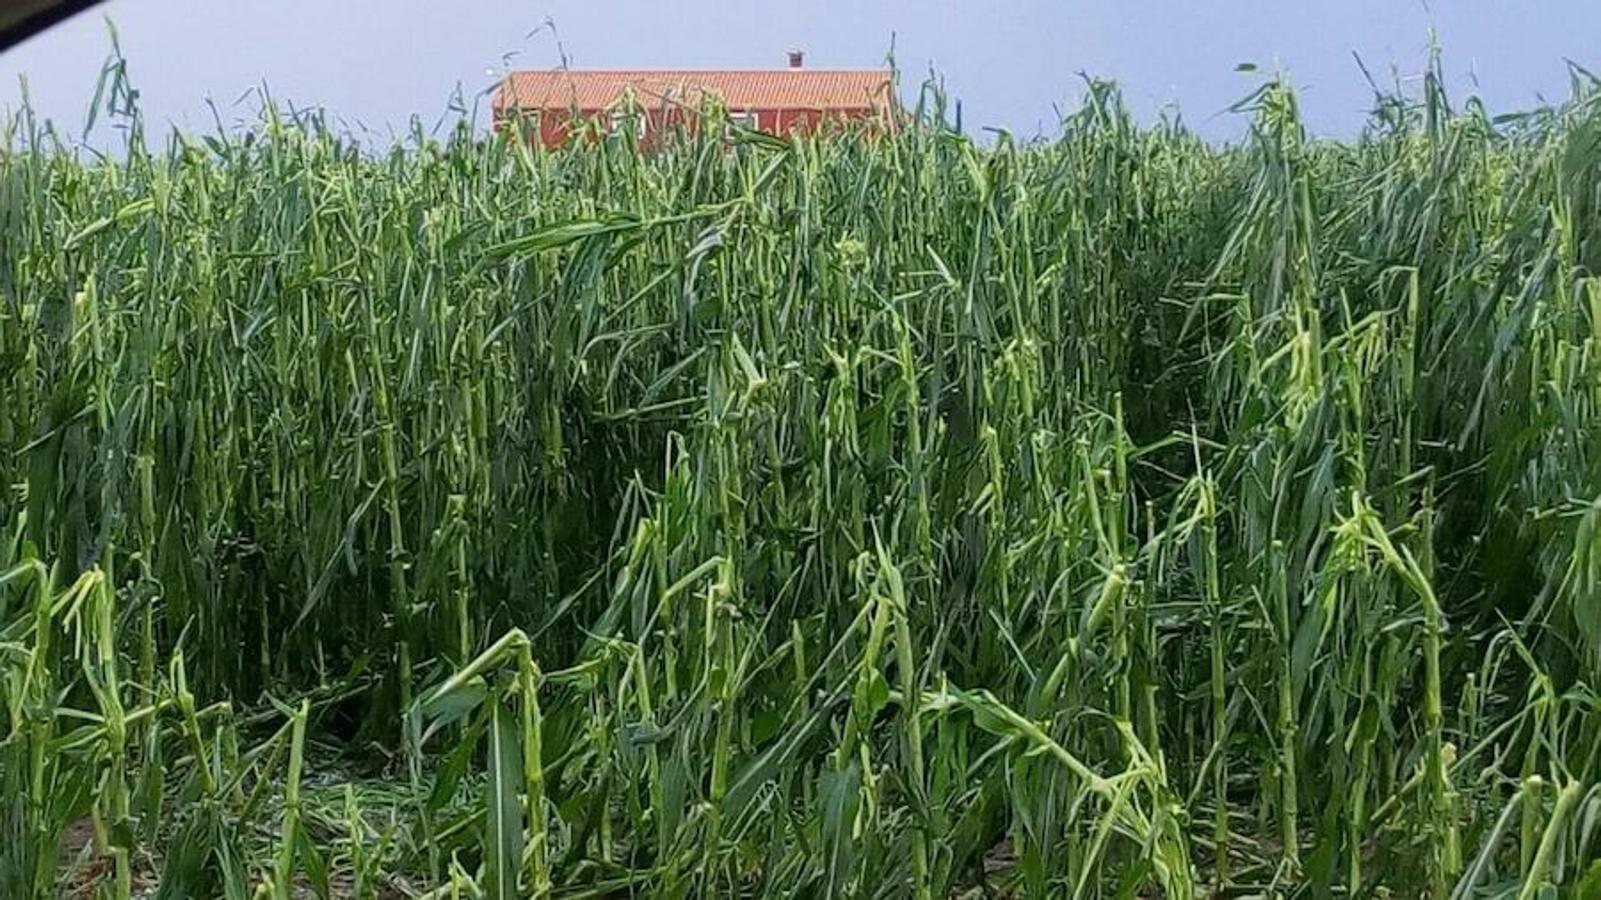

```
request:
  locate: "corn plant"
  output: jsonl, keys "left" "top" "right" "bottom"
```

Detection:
{"left": 1, "top": 44, "right": 1600, "bottom": 897}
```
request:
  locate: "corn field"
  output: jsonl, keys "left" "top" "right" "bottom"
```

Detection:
{"left": 3, "top": 56, "right": 1601, "bottom": 898}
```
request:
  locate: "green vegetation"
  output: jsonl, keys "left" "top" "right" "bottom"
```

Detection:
{"left": 3, "top": 53, "right": 1601, "bottom": 897}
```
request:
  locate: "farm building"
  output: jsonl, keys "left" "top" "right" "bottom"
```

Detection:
{"left": 492, "top": 52, "right": 896, "bottom": 146}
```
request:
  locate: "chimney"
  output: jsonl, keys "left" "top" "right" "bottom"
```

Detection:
{"left": 787, "top": 49, "right": 804, "bottom": 69}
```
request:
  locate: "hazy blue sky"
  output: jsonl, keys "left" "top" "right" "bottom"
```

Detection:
{"left": 1, "top": 1, "right": 1599, "bottom": 143}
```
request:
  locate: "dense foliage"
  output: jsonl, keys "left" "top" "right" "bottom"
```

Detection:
{"left": 3, "top": 60, "right": 1600, "bottom": 897}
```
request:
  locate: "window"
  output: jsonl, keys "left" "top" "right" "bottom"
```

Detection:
{"left": 609, "top": 109, "right": 647, "bottom": 139}
{"left": 727, "top": 111, "right": 759, "bottom": 132}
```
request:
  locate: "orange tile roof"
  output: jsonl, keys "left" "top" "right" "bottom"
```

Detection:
{"left": 494, "top": 69, "right": 895, "bottom": 114}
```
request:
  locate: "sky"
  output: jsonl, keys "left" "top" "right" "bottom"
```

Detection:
{"left": 1, "top": 1, "right": 1599, "bottom": 145}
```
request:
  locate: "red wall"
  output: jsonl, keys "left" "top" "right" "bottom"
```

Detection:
{"left": 497, "top": 106, "right": 880, "bottom": 149}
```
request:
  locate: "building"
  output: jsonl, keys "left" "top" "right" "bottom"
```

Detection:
{"left": 492, "top": 52, "right": 895, "bottom": 148}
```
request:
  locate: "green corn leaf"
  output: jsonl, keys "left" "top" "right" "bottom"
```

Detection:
{"left": 483, "top": 691, "right": 525, "bottom": 900}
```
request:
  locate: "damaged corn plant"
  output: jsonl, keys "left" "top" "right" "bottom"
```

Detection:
{"left": 3, "top": 53, "right": 1601, "bottom": 898}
